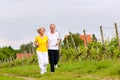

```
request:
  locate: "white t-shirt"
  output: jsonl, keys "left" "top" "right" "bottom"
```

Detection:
{"left": 47, "top": 32, "right": 60, "bottom": 50}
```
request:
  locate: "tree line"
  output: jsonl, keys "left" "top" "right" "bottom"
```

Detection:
{"left": 0, "top": 42, "right": 35, "bottom": 60}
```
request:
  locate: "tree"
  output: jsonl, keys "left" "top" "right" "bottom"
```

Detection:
{"left": 0, "top": 46, "right": 17, "bottom": 60}
{"left": 19, "top": 42, "right": 35, "bottom": 53}
{"left": 0, "top": 52, "right": 7, "bottom": 60}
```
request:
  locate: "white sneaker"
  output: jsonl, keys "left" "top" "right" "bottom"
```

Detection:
{"left": 44, "top": 69, "right": 47, "bottom": 73}
{"left": 51, "top": 72, "right": 54, "bottom": 74}
{"left": 41, "top": 71, "right": 45, "bottom": 75}
{"left": 54, "top": 65, "right": 58, "bottom": 69}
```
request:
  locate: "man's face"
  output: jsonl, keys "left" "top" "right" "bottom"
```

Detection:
{"left": 50, "top": 25, "right": 55, "bottom": 32}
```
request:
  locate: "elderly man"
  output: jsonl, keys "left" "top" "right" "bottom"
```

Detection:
{"left": 47, "top": 24, "right": 61, "bottom": 73}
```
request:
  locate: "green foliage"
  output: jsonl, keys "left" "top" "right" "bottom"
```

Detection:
{"left": 0, "top": 46, "right": 17, "bottom": 60}
{"left": 90, "top": 47, "right": 97, "bottom": 59}
{"left": 108, "top": 37, "right": 118, "bottom": 48}
{"left": 0, "top": 52, "right": 7, "bottom": 60}
{"left": 62, "top": 35, "right": 120, "bottom": 61}
{"left": 79, "top": 46, "right": 87, "bottom": 56}
{"left": 61, "top": 47, "right": 75, "bottom": 61}
{"left": 19, "top": 42, "right": 35, "bottom": 53}
{"left": 0, "top": 54, "right": 37, "bottom": 68}
{"left": 63, "top": 33, "right": 84, "bottom": 47}
{"left": 0, "top": 60, "right": 120, "bottom": 80}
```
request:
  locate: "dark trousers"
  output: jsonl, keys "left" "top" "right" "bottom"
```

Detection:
{"left": 48, "top": 50, "right": 59, "bottom": 72}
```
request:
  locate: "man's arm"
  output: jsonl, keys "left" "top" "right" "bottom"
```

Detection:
{"left": 56, "top": 33, "right": 61, "bottom": 46}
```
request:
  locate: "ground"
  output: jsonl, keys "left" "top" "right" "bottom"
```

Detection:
{"left": 0, "top": 59, "right": 120, "bottom": 80}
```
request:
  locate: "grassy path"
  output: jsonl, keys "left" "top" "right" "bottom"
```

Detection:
{"left": 0, "top": 60, "right": 120, "bottom": 80}
{"left": 3, "top": 74, "right": 35, "bottom": 80}
{"left": 1, "top": 73, "right": 120, "bottom": 80}
{"left": 0, "top": 74, "right": 24, "bottom": 80}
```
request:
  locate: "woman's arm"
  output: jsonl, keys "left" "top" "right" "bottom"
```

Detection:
{"left": 46, "top": 40, "right": 49, "bottom": 48}
{"left": 34, "top": 41, "right": 39, "bottom": 47}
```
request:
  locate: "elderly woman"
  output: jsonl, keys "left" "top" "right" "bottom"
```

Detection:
{"left": 34, "top": 27, "right": 48, "bottom": 75}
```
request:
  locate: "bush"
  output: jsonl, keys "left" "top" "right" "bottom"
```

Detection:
{"left": 0, "top": 54, "right": 37, "bottom": 68}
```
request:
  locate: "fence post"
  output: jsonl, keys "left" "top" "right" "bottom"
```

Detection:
{"left": 65, "top": 35, "right": 71, "bottom": 54}
{"left": 114, "top": 23, "right": 120, "bottom": 50}
{"left": 100, "top": 26, "right": 107, "bottom": 59}
{"left": 100, "top": 26, "right": 104, "bottom": 45}
{"left": 83, "top": 30, "right": 88, "bottom": 46}
{"left": 69, "top": 32, "right": 79, "bottom": 55}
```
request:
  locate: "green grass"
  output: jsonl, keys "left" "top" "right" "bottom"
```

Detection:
{"left": 0, "top": 75, "right": 24, "bottom": 80}
{"left": 0, "top": 59, "right": 120, "bottom": 80}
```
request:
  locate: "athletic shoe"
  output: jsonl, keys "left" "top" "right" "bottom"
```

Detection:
{"left": 54, "top": 65, "right": 58, "bottom": 69}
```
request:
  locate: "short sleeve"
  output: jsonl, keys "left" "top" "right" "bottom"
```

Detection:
{"left": 46, "top": 36, "right": 48, "bottom": 41}
{"left": 57, "top": 32, "right": 60, "bottom": 39}
{"left": 35, "top": 36, "right": 38, "bottom": 42}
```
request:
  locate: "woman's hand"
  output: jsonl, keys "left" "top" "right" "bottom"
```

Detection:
{"left": 34, "top": 42, "right": 39, "bottom": 47}
{"left": 47, "top": 41, "right": 49, "bottom": 48}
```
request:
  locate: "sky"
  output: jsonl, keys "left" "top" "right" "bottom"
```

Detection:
{"left": 0, "top": 0, "right": 120, "bottom": 49}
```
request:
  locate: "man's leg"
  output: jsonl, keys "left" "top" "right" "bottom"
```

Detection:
{"left": 54, "top": 50, "right": 59, "bottom": 65}
{"left": 54, "top": 50, "right": 59, "bottom": 68}
{"left": 48, "top": 50, "right": 55, "bottom": 72}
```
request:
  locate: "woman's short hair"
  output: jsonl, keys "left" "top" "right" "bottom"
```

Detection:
{"left": 37, "top": 27, "right": 45, "bottom": 33}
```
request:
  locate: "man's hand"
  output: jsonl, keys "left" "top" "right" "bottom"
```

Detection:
{"left": 56, "top": 42, "right": 59, "bottom": 46}
{"left": 56, "top": 38, "right": 61, "bottom": 46}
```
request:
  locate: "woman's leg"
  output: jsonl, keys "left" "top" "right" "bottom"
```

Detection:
{"left": 37, "top": 51, "right": 45, "bottom": 74}
{"left": 43, "top": 52, "right": 48, "bottom": 73}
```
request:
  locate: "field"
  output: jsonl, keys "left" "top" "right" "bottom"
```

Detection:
{"left": 0, "top": 59, "right": 120, "bottom": 80}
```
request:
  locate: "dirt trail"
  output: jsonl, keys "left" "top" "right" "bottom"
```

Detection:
{"left": 3, "top": 74, "right": 35, "bottom": 80}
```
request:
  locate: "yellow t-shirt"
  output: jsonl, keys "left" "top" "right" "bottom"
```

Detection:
{"left": 35, "top": 35, "right": 48, "bottom": 52}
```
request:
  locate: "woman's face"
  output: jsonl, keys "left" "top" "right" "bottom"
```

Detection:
{"left": 39, "top": 28, "right": 45, "bottom": 35}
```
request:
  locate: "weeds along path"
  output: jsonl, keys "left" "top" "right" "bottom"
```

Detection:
{"left": 3, "top": 74, "right": 35, "bottom": 80}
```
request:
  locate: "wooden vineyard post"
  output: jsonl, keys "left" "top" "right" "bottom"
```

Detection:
{"left": 83, "top": 29, "right": 92, "bottom": 59}
{"left": 114, "top": 23, "right": 120, "bottom": 50}
{"left": 69, "top": 32, "right": 79, "bottom": 55}
{"left": 83, "top": 30, "right": 88, "bottom": 47}
{"left": 65, "top": 35, "right": 71, "bottom": 54}
{"left": 100, "top": 26, "right": 104, "bottom": 45}
{"left": 100, "top": 26, "right": 107, "bottom": 59}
